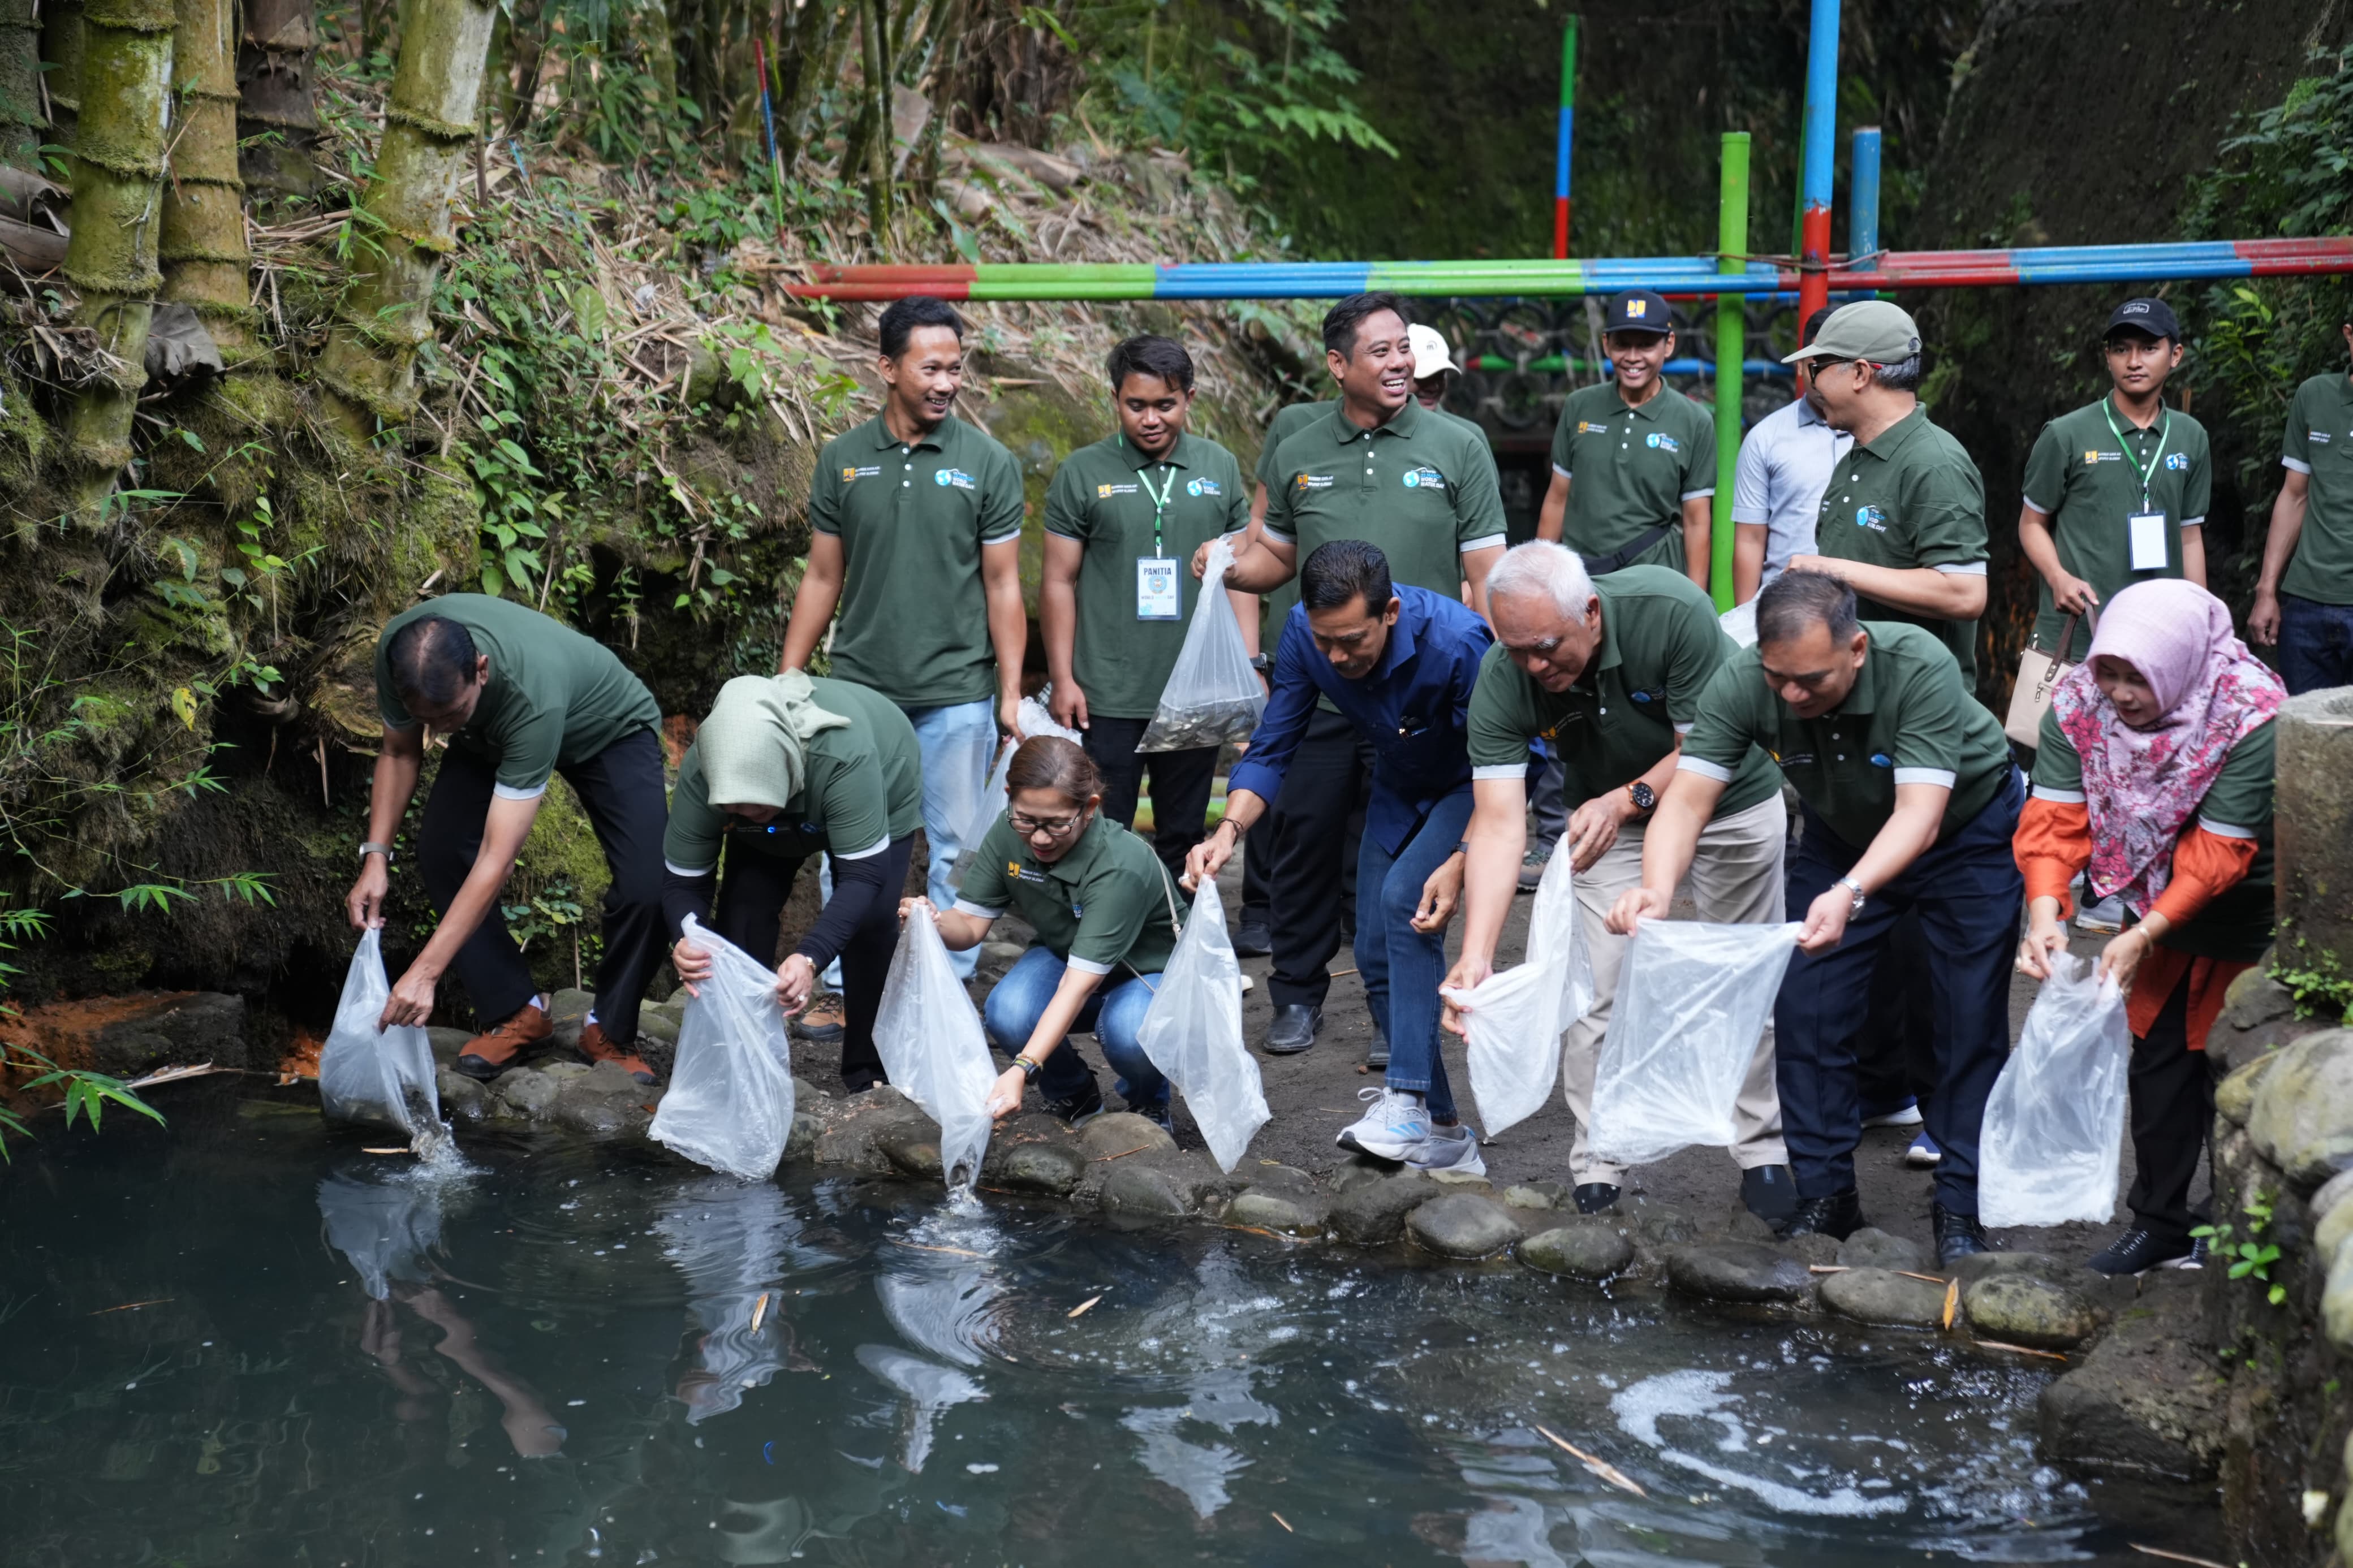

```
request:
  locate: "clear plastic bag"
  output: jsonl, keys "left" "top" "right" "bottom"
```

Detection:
{"left": 1441, "top": 843, "right": 1593, "bottom": 1137}
{"left": 872, "top": 904, "right": 998, "bottom": 1193}
{"left": 1136, "top": 882, "right": 1269, "bottom": 1172}
{"left": 1138, "top": 534, "right": 1265, "bottom": 754}
{"left": 649, "top": 916, "right": 798, "bottom": 1182}
{"left": 1977, "top": 952, "right": 2131, "bottom": 1229}
{"left": 1586, "top": 919, "right": 1800, "bottom": 1167}
{"left": 951, "top": 692, "right": 1081, "bottom": 887}
{"left": 319, "top": 929, "right": 443, "bottom": 1141}
{"left": 1718, "top": 598, "right": 1759, "bottom": 649}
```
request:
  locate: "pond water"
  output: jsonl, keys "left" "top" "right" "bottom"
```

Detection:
{"left": 1, "top": 1083, "right": 2223, "bottom": 1567}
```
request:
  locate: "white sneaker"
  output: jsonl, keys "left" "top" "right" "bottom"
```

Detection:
{"left": 1337, "top": 1086, "right": 1429, "bottom": 1161}
{"left": 2076, "top": 895, "right": 2125, "bottom": 934}
{"left": 1409, "top": 1123, "right": 1488, "bottom": 1177}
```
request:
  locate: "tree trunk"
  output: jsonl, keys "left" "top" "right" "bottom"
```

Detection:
{"left": 629, "top": 0, "right": 677, "bottom": 107}
{"left": 862, "top": 0, "right": 891, "bottom": 245}
{"left": 160, "top": 0, "right": 248, "bottom": 353}
{"left": 0, "top": 0, "right": 40, "bottom": 167}
{"left": 236, "top": 0, "right": 317, "bottom": 200}
{"left": 37, "top": 0, "right": 83, "bottom": 147}
{"left": 504, "top": 0, "right": 545, "bottom": 135}
{"left": 314, "top": 0, "right": 497, "bottom": 438}
{"left": 58, "top": 0, "right": 174, "bottom": 528}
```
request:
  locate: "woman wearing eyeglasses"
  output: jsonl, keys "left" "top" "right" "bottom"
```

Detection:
{"left": 664, "top": 672, "right": 924, "bottom": 1091}
{"left": 908, "top": 735, "right": 1186, "bottom": 1129}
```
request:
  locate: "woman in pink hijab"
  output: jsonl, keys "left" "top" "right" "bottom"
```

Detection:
{"left": 2014, "top": 579, "right": 2285, "bottom": 1277}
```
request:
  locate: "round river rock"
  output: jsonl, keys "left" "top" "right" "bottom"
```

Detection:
{"left": 1406, "top": 1194, "right": 1523, "bottom": 1259}
{"left": 1820, "top": 1267, "right": 1949, "bottom": 1328}
{"left": 1665, "top": 1242, "right": 1816, "bottom": 1304}
{"left": 1963, "top": 1273, "right": 2104, "bottom": 1350}
{"left": 1518, "top": 1221, "right": 1635, "bottom": 1280}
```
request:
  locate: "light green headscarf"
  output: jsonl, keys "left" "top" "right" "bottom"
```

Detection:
{"left": 698, "top": 672, "right": 852, "bottom": 810}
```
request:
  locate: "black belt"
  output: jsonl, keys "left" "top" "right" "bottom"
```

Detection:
{"left": 1579, "top": 521, "right": 1674, "bottom": 577}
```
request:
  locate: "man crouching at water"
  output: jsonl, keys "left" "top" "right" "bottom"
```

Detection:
{"left": 347, "top": 595, "right": 669, "bottom": 1083}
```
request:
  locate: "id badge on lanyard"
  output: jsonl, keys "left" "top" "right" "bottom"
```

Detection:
{"left": 2128, "top": 511, "right": 2169, "bottom": 572}
{"left": 2105, "top": 401, "right": 2173, "bottom": 573}
{"left": 1135, "top": 463, "right": 1182, "bottom": 620}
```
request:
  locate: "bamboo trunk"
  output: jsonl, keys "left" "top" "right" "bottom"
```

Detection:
{"left": 236, "top": 0, "right": 317, "bottom": 199}
{"left": 38, "top": 0, "right": 83, "bottom": 146}
{"left": 59, "top": 0, "right": 174, "bottom": 527}
{"left": 629, "top": 0, "right": 678, "bottom": 107}
{"left": 160, "top": 0, "right": 249, "bottom": 353}
{"left": 314, "top": 0, "right": 497, "bottom": 438}
{"left": 0, "top": 0, "right": 40, "bottom": 167}
{"left": 862, "top": 0, "right": 891, "bottom": 244}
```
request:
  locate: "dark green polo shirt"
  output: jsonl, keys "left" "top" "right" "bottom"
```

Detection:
{"left": 375, "top": 593, "right": 659, "bottom": 797}
{"left": 1044, "top": 431, "right": 1251, "bottom": 719}
{"left": 1261, "top": 399, "right": 1508, "bottom": 597}
{"left": 2281, "top": 373, "right": 2353, "bottom": 606}
{"left": 1467, "top": 565, "right": 1779, "bottom": 817}
{"left": 807, "top": 413, "right": 1025, "bottom": 706}
{"left": 1257, "top": 400, "right": 1334, "bottom": 709}
{"left": 953, "top": 812, "right": 1183, "bottom": 976}
{"left": 1811, "top": 406, "right": 1988, "bottom": 684}
{"left": 1682, "top": 621, "right": 2012, "bottom": 853}
{"left": 663, "top": 677, "right": 924, "bottom": 874}
{"left": 2031, "top": 707, "right": 2273, "bottom": 964}
{"left": 1549, "top": 382, "right": 1717, "bottom": 573}
{"left": 2021, "top": 397, "right": 2212, "bottom": 660}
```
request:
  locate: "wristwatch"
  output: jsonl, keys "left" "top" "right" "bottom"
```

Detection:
{"left": 1837, "top": 875, "right": 1867, "bottom": 913}
{"left": 359, "top": 841, "right": 396, "bottom": 865}
{"left": 1013, "top": 1055, "right": 1044, "bottom": 1080}
{"left": 1626, "top": 781, "right": 1657, "bottom": 814}
{"left": 1248, "top": 653, "right": 1273, "bottom": 673}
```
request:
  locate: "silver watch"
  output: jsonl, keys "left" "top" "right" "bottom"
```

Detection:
{"left": 1836, "top": 875, "right": 1867, "bottom": 913}
{"left": 359, "top": 841, "right": 396, "bottom": 865}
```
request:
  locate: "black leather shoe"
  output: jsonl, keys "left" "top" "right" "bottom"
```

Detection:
{"left": 1263, "top": 1004, "right": 1320, "bottom": 1055}
{"left": 1740, "top": 1165, "right": 1800, "bottom": 1231}
{"left": 1574, "top": 1182, "right": 1621, "bottom": 1214}
{"left": 1783, "top": 1187, "right": 1864, "bottom": 1241}
{"left": 1933, "top": 1203, "right": 1993, "bottom": 1267}
{"left": 1364, "top": 1031, "right": 1390, "bottom": 1070}
{"left": 1233, "top": 908, "right": 1272, "bottom": 958}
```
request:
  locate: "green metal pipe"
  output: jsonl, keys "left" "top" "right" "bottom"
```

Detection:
{"left": 1714, "top": 131, "right": 1751, "bottom": 612}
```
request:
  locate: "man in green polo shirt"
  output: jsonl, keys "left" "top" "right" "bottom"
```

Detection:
{"left": 1783, "top": 300, "right": 1988, "bottom": 686}
{"left": 1444, "top": 543, "right": 1794, "bottom": 1224}
{"left": 1609, "top": 569, "right": 2024, "bottom": 1266}
{"left": 2249, "top": 317, "right": 2353, "bottom": 693}
{"left": 2019, "top": 297, "right": 2212, "bottom": 665}
{"left": 1537, "top": 290, "right": 1716, "bottom": 586}
{"left": 782, "top": 295, "right": 1028, "bottom": 983}
{"left": 348, "top": 594, "right": 668, "bottom": 1083}
{"left": 1216, "top": 292, "right": 1508, "bottom": 1056}
{"left": 1042, "top": 334, "right": 1254, "bottom": 880}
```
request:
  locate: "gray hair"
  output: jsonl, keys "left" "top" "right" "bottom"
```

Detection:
{"left": 1486, "top": 541, "right": 1596, "bottom": 620}
{"left": 1756, "top": 568, "right": 1860, "bottom": 645}
{"left": 1873, "top": 353, "right": 1923, "bottom": 392}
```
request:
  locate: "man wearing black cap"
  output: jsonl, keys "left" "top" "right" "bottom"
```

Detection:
{"left": 2019, "top": 298, "right": 2210, "bottom": 666}
{"left": 1537, "top": 290, "right": 1717, "bottom": 588}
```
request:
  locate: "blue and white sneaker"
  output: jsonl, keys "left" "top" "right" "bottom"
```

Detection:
{"left": 1410, "top": 1123, "right": 1488, "bottom": 1177}
{"left": 1337, "top": 1086, "right": 1429, "bottom": 1162}
{"left": 1905, "top": 1129, "right": 1942, "bottom": 1168}
{"left": 1861, "top": 1095, "right": 1924, "bottom": 1129}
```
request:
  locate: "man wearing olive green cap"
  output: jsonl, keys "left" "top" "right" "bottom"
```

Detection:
{"left": 1782, "top": 299, "right": 1989, "bottom": 687}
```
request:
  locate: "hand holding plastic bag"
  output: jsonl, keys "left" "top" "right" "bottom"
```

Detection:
{"left": 872, "top": 901, "right": 998, "bottom": 1192}
{"left": 320, "top": 928, "right": 443, "bottom": 1141}
{"left": 1136, "top": 882, "right": 1269, "bottom": 1172}
{"left": 1441, "top": 844, "right": 1593, "bottom": 1137}
{"left": 650, "top": 917, "right": 798, "bottom": 1181}
{"left": 1138, "top": 534, "right": 1264, "bottom": 754}
{"left": 953, "top": 692, "right": 1081, "bottom": 886}
{"left": 1587, "top": 919, "right": 1800, "bottom": 1166}
{"left": 1978, "top": 952, "right": 2130, "bottom": 1228}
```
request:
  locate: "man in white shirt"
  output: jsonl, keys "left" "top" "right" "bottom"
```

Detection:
{"left": 1731, "top": 307, "right": 1846, "bottom": 603}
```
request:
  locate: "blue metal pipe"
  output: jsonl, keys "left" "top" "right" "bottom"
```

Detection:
{"left": 1850, "top": 126, "right": 1881, "bottom": 266}
{"left": 1796, "top": 0, "right": 1841, "bottom": 322}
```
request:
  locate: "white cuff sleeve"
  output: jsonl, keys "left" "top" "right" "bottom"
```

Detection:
{"left": 1677, "top": 757, "right": 1734, "bottom": 783}
{"left": 2020, "top": 495, "right": 2053, "bottom": 516}
{"left": 1933, "top": 561, "right": 1988, "bottom": 575}
{"left": 2031, "top": 785, "right": 2086, "bottom": 805}
{"left": 664, "top": 858, "right": 717, "bottom": 878}
{"left": 951, "top": 899, "right": 1003, "bottom": 921}
{"left": 1065, "top": 956, "right": 1114, "bottom": 976}
{"left": 835, "top": 833, "right": 891, "bottom": 861}
{"left": 2197, "top": 817, "right": 2258, "bottom": 839}
{"left": 2283, "top": 456, "right": 2314, "bottom": 474}
{"left": 1729, "top": 507, "right": 1770, "bottom": 526}
{"left": 981, "top": 528, "right": 1024, "bottom": 546}
{"left": 1891, "top": 767, "right": 1956, "bottom": 788}
{"left": 1262, "top": 522, "right": 1296, "bottom": 543}
{"left": 1673, "top": 721, "right": 1695, "bottom": 736}
{"left": 1459, "top": 534, "right": 1507, "bottom": 555}
{"left": 1679, "top": 487, "right": 1716, "bottom": 502}
{"left": 1471, "top": 764, "right": 1528, "bottom": 781}
{"left": 1552, "top": 463, "right": 1572, "bottom": 480}
{"left": 2180, "top": 515, "right": 2206, "bottom": 529}
{"left": 493, "top": 781, "right": 550, "bottom": 801}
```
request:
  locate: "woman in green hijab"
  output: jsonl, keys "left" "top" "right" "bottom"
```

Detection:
{"left": 663, "top": 672, "right": 924, "bottom": 1089}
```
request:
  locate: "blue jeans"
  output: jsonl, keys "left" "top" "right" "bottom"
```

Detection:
{"left": 981, "top": 945, "right": 1167, "bottom": 1108}
{"left": 2278, "top": 593, "right": 2353, "bottom": 696}
{"left": 1356, "top": 788, "right": 1477, "bottom": 1124}
{"left": 1774, "top": 770, "right": 2025, "bottom": 1213}
{"left": 902, "top": 698, "right": 996, "bottom": 980}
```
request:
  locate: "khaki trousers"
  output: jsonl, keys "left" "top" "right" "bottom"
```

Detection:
{"left": 1559, "top": 793, "right": 1790, "bottom": 1185}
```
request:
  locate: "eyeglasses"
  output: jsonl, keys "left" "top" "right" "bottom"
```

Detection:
{"left": 1009, "top": 810, "right": 1085, "bottom": 839}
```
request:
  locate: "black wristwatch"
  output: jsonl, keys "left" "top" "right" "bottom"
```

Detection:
{"left": 1014, "top": 1055, "right": 1043, "bottom": 1080}
{"left": 1248, "top": 653, "right": 1273, "bottom": 673}
{"left": 1627, "top": 781, "right": 1657, "bottom": 813}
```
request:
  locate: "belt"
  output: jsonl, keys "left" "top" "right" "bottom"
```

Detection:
{"left": 1578, "top": 521, "right": 1674, "bottom": 577}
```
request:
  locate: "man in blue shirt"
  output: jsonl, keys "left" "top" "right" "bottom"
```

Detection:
{"left": 1186, "top": 539, "right": 1493, "bottom": 1174}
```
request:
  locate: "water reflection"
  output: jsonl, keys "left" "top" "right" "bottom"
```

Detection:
{"left": 652, "top": 1177, "right": 829, "bottom": 1423}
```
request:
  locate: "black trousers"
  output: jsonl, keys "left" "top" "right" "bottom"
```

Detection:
{"left": 1853, "top": 907, "right": 1940, "bottom": 1110}
{"left": 1081, "top": 716, "right": 1218, "bottom": 885}
{"left": 417, "top": 729, "right": 667, "bottom": 1044}
{"left": 1240, "top": 810, "right": 1273, "bottom": 918}
{"left": 2126, "top": 971, "right": 2214, "bottom": 1243}
{"left": 708, "top": 836, "right": 914, "bottom": 1091}
{"left": 1266, "top": 705, "right": 1373, "bottom": 1011}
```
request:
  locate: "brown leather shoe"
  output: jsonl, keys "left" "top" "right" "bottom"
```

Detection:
{"left": 454, "top": 1003, "right": 553, "bottom": 1081}
{"left": 792, "top": 991, "right": 846, "bottom": 1042}
{"left": 579, "top": 1021, "right": 656, "bottom": 1085}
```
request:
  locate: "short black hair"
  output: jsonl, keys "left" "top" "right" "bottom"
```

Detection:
{"left": 1802, "top": 305, "right": 1834, "bottom": 347}
{"left": 1300, "top": 539, "right": 1394, "bottom": 615}
{"left": 386, "top": 615, "right": 481, "bottom": 710}
{"left": 1106, "top": 334, "right": 1195, "bottom": 394}
{"left": 877, "top": 296, "right": 964, "bottom": 359}
{"left": 1756, "top": 568, "right": 1860, "bottom": 646}
{"left": 1322, "top": 292, "right": 1410, "bottom": 359}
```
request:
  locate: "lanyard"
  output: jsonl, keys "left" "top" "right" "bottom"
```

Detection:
{"left": 2101, "top": 399, "right": 2171, "bottom": 510}
{"left": 1137, "top": 463, "right": 1178, "bottom": 556}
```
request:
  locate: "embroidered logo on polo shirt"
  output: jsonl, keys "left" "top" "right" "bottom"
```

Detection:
{"left": 2312, "top": 431, "right": 2333, "bottom": 444}
{"left": 2165, "top": 452, "right": 2191, "bottom": 469}
{"left": 1070, "top": 902, "right": 1084, "bottom": 917}
{"left": 1629, "top": 689, "right": 1659, "bottom": 703}
{"left": 1298, "top": 473, "right": 1335, "bottom": 490}
{"left": 1186, "top": 477, "right": 1222, "bottom": 497}
{"left": 1869, "top": 753, "right": 1894, "bottom": 768}
{"left": 842, "top": 465, "right": 882, "bottom": 481}
{"left": 1402, "top": 467, "right": 1446, "bottom": 490}
{"left": 936, "top": 468, "right": 977, "bottom": 489}
{"left": 1006, "top": 860, "right": 1049, "bottom": 884}
{"left": 1096, "top": 482, "right": 1139, "bottom": 498}
{"left": 1577, "top": 420, "right": 1610, "bottom": 435}
{"left": 1854, "top": 505, "right": 1889, "bottom": 532}
{"left": 1646, "top": 433, "right": 1681, "bottom": 453}
{"left": 1770, "top": 750, "right": 1816, "bottom": 768}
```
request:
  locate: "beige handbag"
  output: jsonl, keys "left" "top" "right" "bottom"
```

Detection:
{"left": 2004, "top": 610, "right": 2092, "bottom": 747}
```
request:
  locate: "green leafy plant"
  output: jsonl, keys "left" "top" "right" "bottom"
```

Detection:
{"left": 2272, "top": 939, "right": 2353, "bottom": 1027}
{"left": 2194, "top": 1189, "right": 2287, "bottom": 1307}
